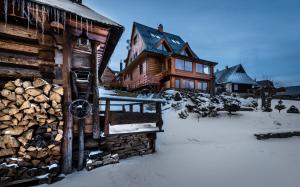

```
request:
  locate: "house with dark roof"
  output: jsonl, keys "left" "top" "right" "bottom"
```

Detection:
{"left": 215, "top": 64, "right": 257, "bottom": 93}
{"left": 121, "top": 22, "right": 217, "bottom": 93}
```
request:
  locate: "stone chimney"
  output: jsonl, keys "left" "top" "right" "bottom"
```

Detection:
{"left": 158, "top": 24, "right": 164, "bottom": 33}
{"left": 120, "top": 60, "right": 123, "bottom": 72}
{"left": 70, "top": 0, "right": 83, "bottom": 4}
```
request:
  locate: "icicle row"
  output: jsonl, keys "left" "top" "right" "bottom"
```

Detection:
{"left": 21, "top": 0, "right": 25, "bottom": 17}
{"left": 86, "top": 19, "right": 88, "bottom": 33}
{"left": 75, "top": 15, "right": 78, "bottom": 31}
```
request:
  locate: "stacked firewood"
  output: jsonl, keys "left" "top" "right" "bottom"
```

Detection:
{"left": 104, "top": 133, "right": 155, "bottom": 159}
{"left": 86, "top": 150, "right": 119, "bottom": 171}
{"left": 0, "top": 78, "right": 63, "bottom": 184}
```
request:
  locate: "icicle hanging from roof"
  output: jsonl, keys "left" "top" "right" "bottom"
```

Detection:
{"left": 27, "top": 1, "right": 31, "bottom": 30}
{"left": 90, "top": 20, "right": 93, "bottom": 33}
{"left": 75, "top": 15, "right": 78, "bottom": 31}
{"left": 12, "top": 0, "right": 16, "bottom": 15}
{"left": 36, "top": 3, "right": 39, "bottom": 34}
{"left": 21, "top": 0, "right": 25, "bottom": 17}
{"left": 4, "top": 0, "right": 8, "bottom": 28}
{"left": 86, "top": 19, "right": 88, "bottom": 34}
{"left": 42, "top": 5, "right": 45, "bottom": 44}
{"left": 80, "top": 16, "right": 83, "bottom": 32}
{"left": 57, "top": 9, "right": 60, "bottom": 34}
{"left": 63, "top": 11, "right": 66, "bottom": 32}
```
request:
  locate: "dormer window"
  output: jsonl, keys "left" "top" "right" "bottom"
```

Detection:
{"left": 180, "top": 48, "right": 193, "bottom": 57}
{"left": 171, "top": 39, "right": 181, "bottom": 44}
{"left": 150, "top": 33, "right": 161, "bottom": 39}
{"left": 157, "top": 42, "right": 171, "bottom": 52}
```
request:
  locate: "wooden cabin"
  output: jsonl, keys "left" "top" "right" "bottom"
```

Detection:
{"left": 215, "top": 64, "right": 257, "bottom": 94}
{"left": 101, "top": 66, "right": 119, "bottom": 87}
{"left": 121, "top": 22, "right": 218, "bottom": 93}
{"left": 0, "top": 0, "right": 124, "bottom": 180}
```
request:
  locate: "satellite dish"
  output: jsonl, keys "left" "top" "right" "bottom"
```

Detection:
{"left": 69, "top": 99, "right": 92, "bottom": 119}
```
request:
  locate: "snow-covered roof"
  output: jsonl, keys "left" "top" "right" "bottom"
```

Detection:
{"left": 215, "top": 64, "right": 257, "bottom": 85}
{"left": 31, "top": 0, "right": 122, "bottom": 27}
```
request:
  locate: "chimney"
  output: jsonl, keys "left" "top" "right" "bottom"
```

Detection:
{"left": 158, "top": 24, "right": 164, "bottom": 33}
{"left": 71, "top": 0, "right": 83, "bottom": 4}
{"left": 225, "top": 66, "right": 229, "bottom": 69}
{"left": 120, "top": 60, "right": 123, "bottom": 72}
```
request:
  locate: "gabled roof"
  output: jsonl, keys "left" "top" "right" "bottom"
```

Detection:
{"left": 215, "top": 64, "right": 257, "bottom": 85}
{"left": 257, "top": 80, "right": 274, "bottom": 87}
{"left": 134, "top": 22, "right": 199, "bottom": 58}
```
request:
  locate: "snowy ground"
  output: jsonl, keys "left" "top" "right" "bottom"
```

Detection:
{"left": 42, "top": 100, "right": 300, "bottom": 187}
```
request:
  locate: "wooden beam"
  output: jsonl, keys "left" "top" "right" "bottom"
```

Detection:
{"left": 104, "top": 99, "right": 110, "bottom": 135}
{"left": 62, "top": 28, "right": 73, "bottom": 174}
{"left": 78, "top": 119, "right": 84, "bottom": 171}
{"left": 67, "top": 19, "right": 110, "bottom": 37}
{"left": 92, "top": 42, "right": 101, "bottom": 139}
{"left": 0, "top": 39, "right": 40, "bottom": 54}
{"left": 0, "top": 53, "right": 54, "bottom": 67}
{"left": 156, "top": 102, "right": 163, "bottom": 131}
{"left": 0, "top": 65, "right": 42, "bottom": 78}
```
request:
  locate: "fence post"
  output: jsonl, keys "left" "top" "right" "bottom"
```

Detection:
{"left": 140, "top": 103, "right": 144, "bottom": 113}
{"left": 104, "top": 99, "right": 110, "bottom": 135}
{"left": 156, "top": 102, "right": 163, "bottom": 131}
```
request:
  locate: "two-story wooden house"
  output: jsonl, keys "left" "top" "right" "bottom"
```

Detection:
{"left": 121, "top": 22, "right": 218, "bottom": 93}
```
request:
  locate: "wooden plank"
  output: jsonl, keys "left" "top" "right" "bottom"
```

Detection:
{"left": 62, "top": 28, "right": 73, "bottom": 174}
{"left": 0, "top": 53, "right": 54, "bottom": 67}
{"left": 0, "top": 66, "right": 42, "bottom": 78}
{"left": 156, "top": 102, "right": 163, "bottom": 131}
{"left": 104, "top": 99, "right": 110, "bottom": 135}
{"left": 78, "top": 119, "right": 84, "bottom": 170}
{"left": 92, "top": 42, "right": 100, "bottom": 139}
{"left": 0, "top": 22, "right": 38, "bottom": 40}
{"left": 109, "top": 112, "right": 161, "bottom": 125}
{"left": 0, "top": 39, "right": 40, "bottom": 54}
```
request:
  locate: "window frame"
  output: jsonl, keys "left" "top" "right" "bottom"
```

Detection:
{"left": 175, "top": 59, "right": 193, "bottom": 72}
{"left": 175, "top": 79, "right": 180, "bottom": 88}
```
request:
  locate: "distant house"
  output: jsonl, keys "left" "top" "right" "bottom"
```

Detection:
{"left": 121, "top": 22, "right": 217, "bottom": 93}
{"left": 276, "top": 86, "right": 300, "bottom": 100}
{"left": 257, "top": 80, "right": 274, "bottom": 88}
{"left": 101, "top": 66, "right": 119, "bottom": 87}
{"left": 215, "top": 64, "right": 257, "bottom": 93}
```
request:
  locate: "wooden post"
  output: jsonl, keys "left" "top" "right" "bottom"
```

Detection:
{"left": 140, "top": 103, "right": 144, "bottom": 113}
{"left": 156, "top": 102, "right": 163, "bottom": 131}
{"left": 122, "top": 105, "right": 126, "bottom": 112}
{"left": 129, "top": 104, "right": 133, "bottom": 112}
{"left": 78, "top": 119, "right": 84, "bottom": 170}
{"left": 104, "top": 99, "right": 110, "bottom": 135}
{"left": 62, "top": 28, "right": 73, "bottom": 174}
{"left": 92, "top": 42, "right": 100, "bottom": 139}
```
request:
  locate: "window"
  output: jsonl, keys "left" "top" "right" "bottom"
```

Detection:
{"left": 133, "top": 35, "right": 138, "bottom": 45}
{"left": 196, "top": 63, "right": 204, "bottom": 73}
{"left": 185, "top": 61, "right": 192, "bottom": 72}
{"left": 185, "top": 80, "right": 194, "bottom": 89}
{"left": 203, "top": 65, "right": 210, "bottom": 74}
{"left": 157, "top": 43, "right": 169, "bottom": 52}
{"left": 175, "top": 59, "right": 185, "bottom": 70}
{"left": 150, "top": 33, "right": 160, "bottom": 39}
{"left": 203, "top": 82, "right": 208, "bottom": 91}
{"left": 175, "top": 79, "right": 180, "bottom": 88}
{"left": 197, "top": 81, "right": 209, "bottom": 92}
{"left": 234, "top": 84, "right": 239, "bottom": 91}
{"left": 171, "top": 39, "right": 181, "bottom": 44}
{"left": 175, "top": 59, "right": 192, "bottom": 72}
{"left": 139, "top": 64, "right": 143, "bottom": 74}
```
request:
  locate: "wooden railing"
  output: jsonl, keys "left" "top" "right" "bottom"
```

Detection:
{"left": 127, "top": 73, "right": 164, "bottom": 90}
{"left": 99, "top": 96, "right": 164, "bottom": 136}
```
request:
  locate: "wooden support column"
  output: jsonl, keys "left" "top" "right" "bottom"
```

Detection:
{"left": 140, "top": 103, "right": 144, "bottom": 113}
{"left": 62, "top": 28, "right": 73, "bottom": 174}
{"left": 156, "top": 102, "right": 163, "bottom": 131}
{"left": 78, "top": 119, "right": 84, "bottom": 170}
{"left": 104, "top": 99, "right": 110, "bottom": 135}
{"left": 129, "top": 104, "right": 133, "bottom": 112}
{"left": 92, "top": 42, "right": 100, "bottom": 139}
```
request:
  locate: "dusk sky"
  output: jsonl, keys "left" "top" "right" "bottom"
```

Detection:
{"left": 85, "top": 0, "right": 300, "bottom": 87}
